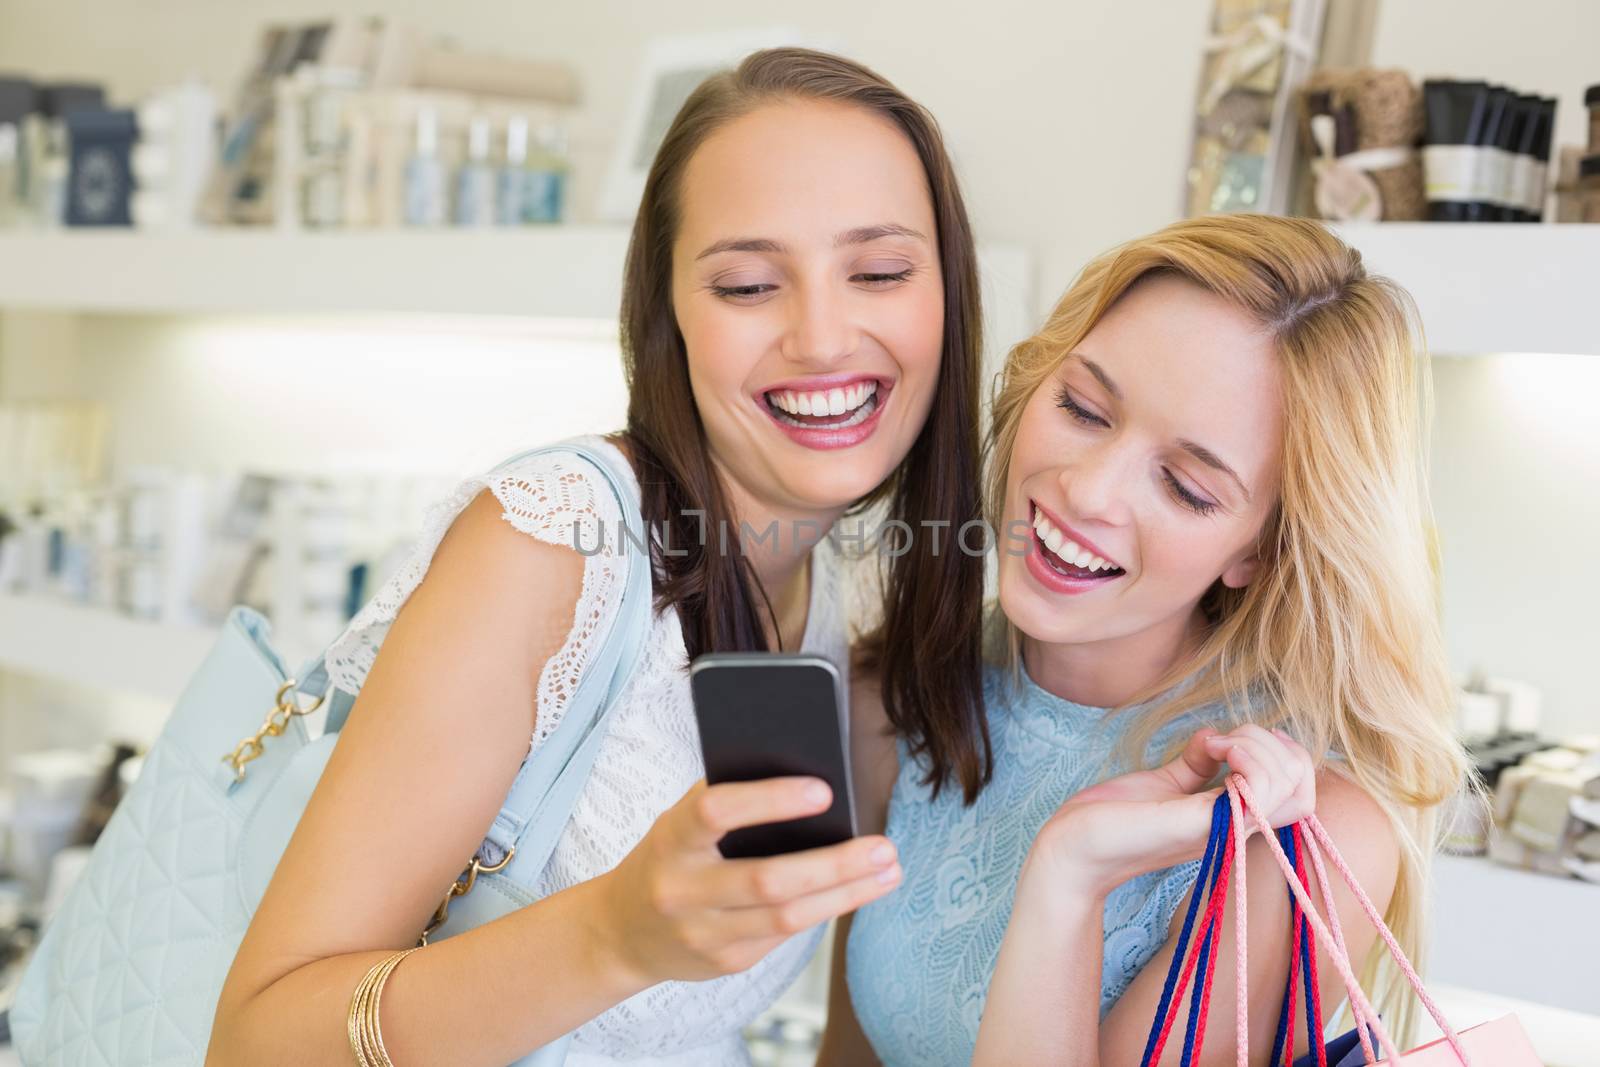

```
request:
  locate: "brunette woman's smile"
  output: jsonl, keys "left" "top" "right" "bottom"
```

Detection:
{"left": 756, "top": 371, "right": 894, "bottom": 450}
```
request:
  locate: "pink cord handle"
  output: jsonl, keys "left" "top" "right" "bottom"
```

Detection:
{"left": 1226, "top": 776, "right": 1471, "bottom": 1066}
{"left": 1299, "top": 819, "right": 1376, "bottom": 1064}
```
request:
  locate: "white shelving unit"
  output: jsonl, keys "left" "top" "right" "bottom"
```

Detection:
{"left": 1332, "top": 223, "right": 1599, "bottom": 357}
{"left": 0, "top": 228, "right": 632, "bottom": 321}
{"left": 0, "top": 593, "right": 216, "bottom": 705}
{"left": 0, "top": 224, "right": 1593, "bottom": 354}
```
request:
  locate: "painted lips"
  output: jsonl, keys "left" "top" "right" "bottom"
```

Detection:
{"left": 759, "top": 376, "right": 891, "bottom": 450}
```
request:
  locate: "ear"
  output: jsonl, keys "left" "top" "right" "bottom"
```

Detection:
{"left": 1219, "top": 551, "right": 1262, "bottom": 590}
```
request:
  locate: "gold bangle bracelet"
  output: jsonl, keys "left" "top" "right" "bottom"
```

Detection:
{"left": 348, "top": 948, "right": 418, "bottom": 1067}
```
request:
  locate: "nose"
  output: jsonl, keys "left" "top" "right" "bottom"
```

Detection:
{"left": 779, "top": 279, "right": 860, "bottom": 368}
{"left": 1057, "top": 439, "right": 1136, "bottom": 528}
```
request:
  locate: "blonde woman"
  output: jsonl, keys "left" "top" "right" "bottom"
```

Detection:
{"left": 821, "top": 215, "right": 1468, "bottom": 1066}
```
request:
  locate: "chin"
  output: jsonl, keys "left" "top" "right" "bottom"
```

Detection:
{"left": 997, "top": 561, "right": 1108, "bottom": 646}
{"left": 781, "top": 458, "right": 895, "bottom": 512}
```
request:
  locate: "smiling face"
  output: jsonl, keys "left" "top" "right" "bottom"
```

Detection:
{"left": 997, "top": 273, "right": 1285, "bottom": 654}
{"left": 670, "top": 99, "right": 944, "bottom": 517}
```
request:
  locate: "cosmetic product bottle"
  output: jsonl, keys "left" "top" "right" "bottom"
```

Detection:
{"left": 1587, "top": 84, "right": 1600, "bottom": 154}
{"left": 1463, "top": 86, "right": 1511, "bottom": 222}
{"left": 453, "top": 114, "right": 495, "bottom": 226}
{"left": 403, "top": 107, "right": 446, "bottom": 227}
{"left": 64, "top": 108, "right": 137, "bottom": 227}
{"left": 1527, "top": 98, "right": 1558, "bottom": 222}
{"left": 521, "top": 122, "right": 567, "bottom": 224}
{"left": 496, "top": 116, "right": 529, "bottom": 225}
{"left": 0, "top": 78, "right": 36, "bottom": 228}
{"left": 1504, "top": 95, "right": 1539, "bottom": 222}
{"left": 29, "top": 84, "right": 105, "bottom": 228}
{"left": 1423, "top": 80, "right": 1489, "bottom": 222}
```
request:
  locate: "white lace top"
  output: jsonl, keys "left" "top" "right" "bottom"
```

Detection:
{"left": 325, "top": 436, "right": 842, "bottom": 1067}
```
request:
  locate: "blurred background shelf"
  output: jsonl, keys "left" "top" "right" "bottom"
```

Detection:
{"left": 1429, "top": 853, "right": 1600, "bottom": 1016}
{"left": 0, "top": 225, "right": 1593, "bottom": 357}
{"left": 0, "top": 228, "right": 632, "bottom": 321}
{"left": 1333, "top": 223, "right": 1600, "bottom": 357}
{"left": 0, "top": 593, "right": 216, "bottom": 704}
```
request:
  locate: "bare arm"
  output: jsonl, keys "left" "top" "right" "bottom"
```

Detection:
{"left": 815, "top": 669, "right": 901, "bottom": 1067}
{"left": 976, "top": 729, "right": 1400, "bottom": 1067}
{"left": 209, "top": 491, "right": 643, "bottom": 1066}
{"left": 211, "top": 492, "right": 904, "bottom": 1066}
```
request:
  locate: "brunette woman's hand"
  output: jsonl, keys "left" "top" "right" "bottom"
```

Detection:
{"left": 1025, "top": 725, "right": 1316, "bottom": 900}
{"left": 595, "top": 777, "right": 902, "bottom": 985}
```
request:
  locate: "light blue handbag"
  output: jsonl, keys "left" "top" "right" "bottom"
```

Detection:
{"left": 9, "top": 442, "right": 651, "bottom": 1066}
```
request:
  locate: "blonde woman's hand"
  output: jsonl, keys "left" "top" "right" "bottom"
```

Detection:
{"left": 1025, "top": 725, "right": 1316, "bottom": 900}
{"left": 595, "top": 777, "right": 901, "bottom": 985}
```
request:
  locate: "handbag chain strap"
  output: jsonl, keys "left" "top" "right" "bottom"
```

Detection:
{"left": 221, "top": 680, "right": 326, "bottom": 784}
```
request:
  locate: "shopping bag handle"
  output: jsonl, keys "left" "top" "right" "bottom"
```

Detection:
{"left": 1227, "top": 775, "right": 1470, "bottom": 1066}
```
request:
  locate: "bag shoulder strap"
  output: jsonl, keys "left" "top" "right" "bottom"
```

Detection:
{"left": 298, "top": 439, "right": 652, "bottom": 881}
{"left": 480, "top": 440, "right": 651, "bottom": 868}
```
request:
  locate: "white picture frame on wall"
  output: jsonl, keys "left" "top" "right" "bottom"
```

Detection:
{"left": 597, "top": 27, "right": 841, "bottom": 222}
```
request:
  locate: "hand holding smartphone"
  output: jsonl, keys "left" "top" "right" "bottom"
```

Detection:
{"left": 689, "top": 652, "right": 857, "bottom": 858}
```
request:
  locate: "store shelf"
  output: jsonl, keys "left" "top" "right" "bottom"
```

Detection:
{"left": 0, "top": 592, "right": 217, "bottom": 704}
{"left": 0, "top": 229, "right": 1042, "bottom": 342}
{"left": 1333, "top": 223, "right": 1600, "bottom": 357}
{"left": 0, "top": 227, "right": 632, "bottom": 321}
{"left": 1430, "top": 853, "right": 1600, "bottom": 1016}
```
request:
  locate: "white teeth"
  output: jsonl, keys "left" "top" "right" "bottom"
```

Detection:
{"left": 766, "top": 381, "right": 879, "bottom": 419}
{"left": 765, "top": 380, "right": 881, "bottom": 427}
{"left": 1031, "top": 505, "right": 1120, "bottom": 576}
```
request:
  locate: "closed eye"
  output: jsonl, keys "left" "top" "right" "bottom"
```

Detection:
{"left": 709, "top": 282, "right": 778, "bottom": 301}
{"left": 852, "top": 268, "right": 915, "bottom": 288}
{"left": 1162, "top": 468, "right": 1219, "bottom": 515}
{"left": 1054, "top": 384, "right": 1109, "bottom": 428}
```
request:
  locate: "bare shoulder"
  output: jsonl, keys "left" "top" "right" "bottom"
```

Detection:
{"left": 846, "top": 662, "right": 901, "bottom": 837}
{"left": 1310, "top": 765, "right": 1401, "bottom": 906}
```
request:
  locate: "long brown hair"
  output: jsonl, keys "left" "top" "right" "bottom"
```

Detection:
{"left": 620, "top": 47, "right": 990, "bottom": 801}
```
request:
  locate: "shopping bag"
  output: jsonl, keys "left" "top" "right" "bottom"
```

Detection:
{"left": 1138, "top": 775, "right": 1541, "bottom": 1066}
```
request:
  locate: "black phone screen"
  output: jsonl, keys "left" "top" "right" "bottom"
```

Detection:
{"left": 689, "top": 653, "right": 857, "bottom": 858}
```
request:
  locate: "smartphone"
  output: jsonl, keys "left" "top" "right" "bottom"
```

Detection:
{"left": 689, "top": 652, "right": 857, "bottom": 859}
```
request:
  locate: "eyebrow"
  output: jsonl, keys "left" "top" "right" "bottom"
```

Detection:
{"left": 694, "top": 222, "right": 927, "bottom": 261}
{"left": 1077, "top": 357, "right": 1123, "bottom": 401}
{"left": 1070, "top": 354, "right": 1252, "bottom": 503}
{"left": 1177, "top": 439, "right": 1252, "bottom": 503}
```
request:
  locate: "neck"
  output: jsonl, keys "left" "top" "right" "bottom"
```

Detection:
{"left": 715, "top": 462, "right": 846, "bottom": 652}
{"left": 1021, "top": 606, "right": 1208, "bottom": 710}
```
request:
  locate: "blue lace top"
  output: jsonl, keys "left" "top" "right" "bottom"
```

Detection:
{"left": 847, "top": 662, "right": 1225, "bottom": 1067}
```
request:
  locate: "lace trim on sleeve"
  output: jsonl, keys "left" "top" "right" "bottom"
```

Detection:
{"left": 323, "top": 447, "right": 627, "bottom": 752}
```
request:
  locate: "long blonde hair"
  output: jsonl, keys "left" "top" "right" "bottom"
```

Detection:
{"left": 986, "top": 215, "right": 1467, "bottom": 1040}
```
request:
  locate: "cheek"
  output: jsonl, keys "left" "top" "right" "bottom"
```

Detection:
{"left": 1134, "top": 511, "right": 1249, "bottom": 596}
{"left": 881, "top": 285, "right": 945, "bottom": 384}
{"left": 677, "top": 298, "right": 769, "bottom": 405}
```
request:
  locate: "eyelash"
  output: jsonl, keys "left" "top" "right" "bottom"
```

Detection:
{"left": 1053, "top": 385, "right": 1219, "bottom": 516}
{"left": 709, "top": 268, "right": 915, "bottom": 300}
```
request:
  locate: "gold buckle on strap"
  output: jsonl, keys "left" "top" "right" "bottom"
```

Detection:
{"left": 418, "top": 847, "right": 516, "bottom": 946}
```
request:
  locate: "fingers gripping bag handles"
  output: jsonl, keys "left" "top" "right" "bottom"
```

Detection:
{"left": 9, "top": 441, "right": 653, "bottom": 1067}
{"left": 1139, "top": 776, "right": 1542, "bottom": 1067}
